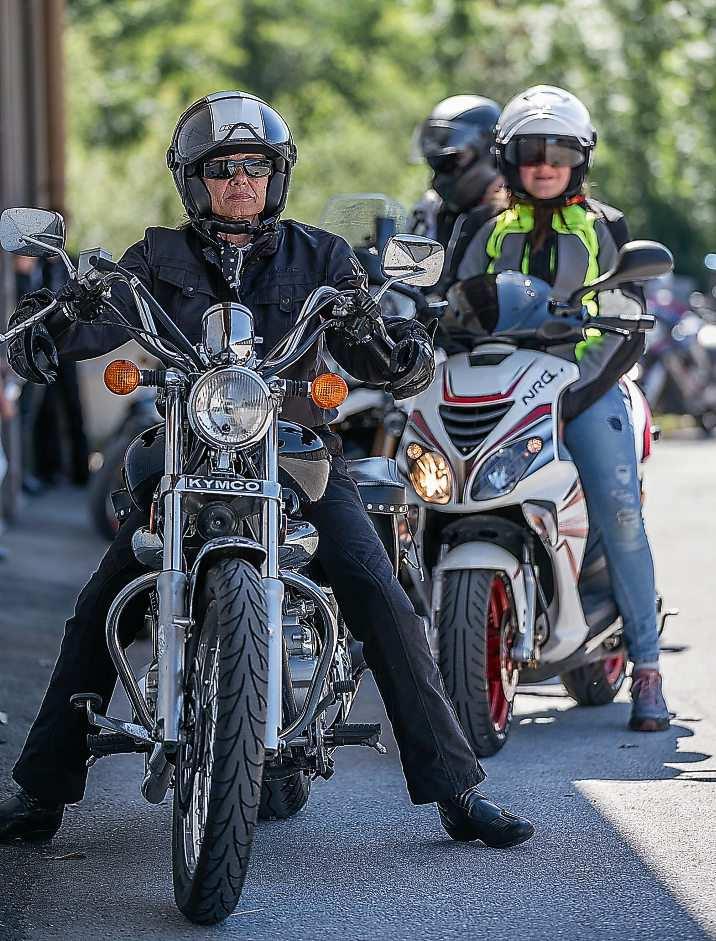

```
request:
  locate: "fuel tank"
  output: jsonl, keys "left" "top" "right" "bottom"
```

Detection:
{"left": 277, "top": 421, "right": 330, "bottom": 503}
{"left": 123, "top": 420, "right": 330, "bottom": 511}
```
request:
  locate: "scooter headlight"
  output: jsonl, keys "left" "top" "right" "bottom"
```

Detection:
{"left": 407, "top": 445, "right": 453, "bottom": 504}
{"left": 188, "top": 367, "right": 273, "bottom": 450}
{"left": 471, "top": 437, "right": 544, "bottom": 501}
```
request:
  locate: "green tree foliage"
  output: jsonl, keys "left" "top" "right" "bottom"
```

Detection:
{"left": 66, "top": 0, "right": 714, "bottom": 280}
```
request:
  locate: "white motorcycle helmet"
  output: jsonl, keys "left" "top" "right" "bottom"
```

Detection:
{"left": 495, "top": 85, "right": 597, "bottom": 203}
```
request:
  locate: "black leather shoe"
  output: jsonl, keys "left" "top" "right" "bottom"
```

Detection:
{"left": 0, "top": 789, "right": 64, "bottom": 843}
{"left": 438, "top": 787, "right": 534, "bottom": 848}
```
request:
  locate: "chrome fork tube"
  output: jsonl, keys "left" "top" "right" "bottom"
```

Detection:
{"left": 156, "top": 370, "right": 188, "bottom": 747}
{"left": 262, "top": 420, "right": 284, "bottom": 754}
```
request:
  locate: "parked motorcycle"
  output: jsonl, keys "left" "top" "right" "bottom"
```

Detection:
{"left": 0, "top": 206, "right": 442, "bottom": 924}
{"left": 395, "top": 242, "right": 674, "bottom": 756}
{"left": 635, "top": 299, "right": 716, "bottom": 434}
{"left": 88, "top": 389, "right": 159, "bottom": 539}
{"left": 320, "top": 193, "right": 433, "bottom": 458}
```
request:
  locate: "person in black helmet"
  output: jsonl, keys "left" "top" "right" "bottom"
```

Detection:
{"left": 409, "top": 95, "right": 504, "bottom": 295}
{"left": 1, "top": 91, "right": 534, "bottom": 850}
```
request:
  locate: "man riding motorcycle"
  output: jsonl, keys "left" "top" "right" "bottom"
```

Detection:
{"left": 409, "top": 95, "right": 504, "bottom": 297}
{"left": 452, "top": 85, "right": 670, "bottom": 732}
{"left": 0, "top": 91, "right": 533, "bottom": 848}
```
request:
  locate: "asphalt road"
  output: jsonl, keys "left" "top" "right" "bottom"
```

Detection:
{"left": 1, "top": 434, "right": 715, "bottom": 941}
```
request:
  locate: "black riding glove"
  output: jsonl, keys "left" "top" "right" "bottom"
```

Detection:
{"left": 385, "top": 319, "right": 436, "bottom": 400}
{"left": 7, "top": 289, "right": 60, "bottom": 384}
{"left": 329, "top": 287, "right": 381, "bottom": 322}
{"left": 56, "top": 278, "right": 106, "bottom": 323}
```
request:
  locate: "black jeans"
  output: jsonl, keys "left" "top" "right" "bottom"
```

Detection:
{"left": 14, "top": 459, "right": 484, "bottom": 806}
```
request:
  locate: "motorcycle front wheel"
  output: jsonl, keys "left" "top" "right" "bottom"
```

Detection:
{"left": 172, "top": 558, "right": 268, "bottom": 925}
{"left": 437, "top": 569, "right": 518, "bottom": 757}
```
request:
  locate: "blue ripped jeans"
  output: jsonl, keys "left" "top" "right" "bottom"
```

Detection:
{"left": 564, "top": 383, "right": 660, "bottom": 666}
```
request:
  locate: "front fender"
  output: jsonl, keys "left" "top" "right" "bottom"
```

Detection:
{"left": 433, "top": 542, "right": 530, "bottom": 645}
{"left": 188, "top": 536, "right": 266, "bottom": 615}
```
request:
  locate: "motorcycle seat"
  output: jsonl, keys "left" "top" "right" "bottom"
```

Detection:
{"left": 346, "top": 457, "right": 408, "bottom": 514}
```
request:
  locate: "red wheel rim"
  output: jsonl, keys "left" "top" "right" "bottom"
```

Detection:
{"left": 603, "top": 653, "right": 626, "bottom": 686}
{"left": 486, "top": 577, "right": 514, "bottom": 733}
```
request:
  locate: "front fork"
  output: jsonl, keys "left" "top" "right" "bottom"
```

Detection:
{"left": 155, "top": 376, "right": 283, "bottom": 753}
{"left": 262, "top": 421, "right": 284, "bottom": 755}
{"left": 156, "top": 371, "right": 189, "bottom": 749}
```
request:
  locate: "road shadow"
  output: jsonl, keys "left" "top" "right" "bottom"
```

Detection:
{"left": 503, "top": 698, "right": 711, "bottom": 783}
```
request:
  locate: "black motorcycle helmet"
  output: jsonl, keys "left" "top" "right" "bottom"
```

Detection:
{"left": 166, "top": 90, "right": 297, "bottom": 238}
{"left": 416, "top": 95, "right": 501, "bottom": 212}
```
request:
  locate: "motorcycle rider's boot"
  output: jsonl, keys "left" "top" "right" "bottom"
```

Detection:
{"left": 629, "top": 668, "right": 670, "bottom": 732}
{"left": 437, "top": 786, "right": 535, "bottom": 848}
{"left": 0, "top": 788, "right": 64, "bottom": 843}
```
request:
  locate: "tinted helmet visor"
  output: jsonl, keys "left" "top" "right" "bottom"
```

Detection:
{"left": 419, "top": 118, "right": 489, "bottom": 159}
{"left": 504, "top": 136, "right": 586, "bottom": 168}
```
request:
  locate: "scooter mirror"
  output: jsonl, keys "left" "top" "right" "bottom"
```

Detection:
{"left": 0, "top": 207, "right": 66, "bottom": 257}
{"left": 567, "top": 240, "right": 673, "bottom": 309}
{"left": 381, "top": 234, "right": 444, "bottom": 288}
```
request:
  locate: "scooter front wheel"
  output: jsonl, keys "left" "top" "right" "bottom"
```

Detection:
{"left": 437, "top": 569, "right": 518, "bottom": 757}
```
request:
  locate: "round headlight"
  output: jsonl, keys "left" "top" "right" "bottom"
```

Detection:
{"left": 408, "top": 450, "right": 453, "bottom": 504}
{"left": 188, "top": 367, "right": 273, "bottom": 449}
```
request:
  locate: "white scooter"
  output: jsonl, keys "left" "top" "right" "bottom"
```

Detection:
{"left": 396, "top": 242, "right": 675, "bottom": 755}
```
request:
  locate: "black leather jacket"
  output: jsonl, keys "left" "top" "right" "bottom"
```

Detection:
{"left": 49, "top": 220, "right": 413, "bottom": 427}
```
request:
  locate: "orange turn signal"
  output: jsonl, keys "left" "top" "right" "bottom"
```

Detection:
{"left": 104, "top": 359, "right": 140, "bottom": 395}
{"left": 311, "top": 372, "right": 348, "bottom": 409}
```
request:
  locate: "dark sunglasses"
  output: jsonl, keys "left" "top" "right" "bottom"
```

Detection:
{"left": 201, "top": 157, "right": 274, "bottom": 179}
{"left": 505, "top": 136, "right": 585, "bottom": 169}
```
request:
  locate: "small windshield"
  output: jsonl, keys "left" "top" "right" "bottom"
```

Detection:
{"left": 320, "top": 193, "right": 407, "bottom": 249}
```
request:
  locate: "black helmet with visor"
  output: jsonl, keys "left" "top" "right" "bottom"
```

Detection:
{"left": 166, "top": 90, "right": 297, "bottom": 237}
{"left": 416, "top": 95, "right": 502, "bottom": 212}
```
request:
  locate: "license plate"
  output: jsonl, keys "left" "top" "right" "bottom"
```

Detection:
{"left": 180, "top": 476, "right": 275, "bottom": 496}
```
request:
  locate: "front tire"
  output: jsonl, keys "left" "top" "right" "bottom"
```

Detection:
{"left": 437, "top": 570, "right": 518, "bottom": 757}
{"left": 172, "top": 558, "right": 268, "bottom": 925}
{"left": 561, "top": 653, "right": 627, "bottom": 706}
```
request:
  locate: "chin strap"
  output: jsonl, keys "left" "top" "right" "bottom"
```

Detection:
{"left": 200, "top": 205, "right": 282, "bottom": 237}
{"left": 203, "top": 218, "right": 262, "bottom": 237}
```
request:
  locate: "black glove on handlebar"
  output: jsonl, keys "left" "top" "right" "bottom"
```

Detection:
{"left": 57, "top": 278, "right": 105, "bottom": 323}
{"left": 331, "top": 287, "right": 381, "bottom": 321}
{"left": 385, "top": 319, "right": 436, "bottom": 400}
{"left": 7, "top": 289, "right": 60, "bottom": 384}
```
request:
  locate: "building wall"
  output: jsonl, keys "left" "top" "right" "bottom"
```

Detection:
{"left": 0, "top": 0, "right": 65, "bottom": 521}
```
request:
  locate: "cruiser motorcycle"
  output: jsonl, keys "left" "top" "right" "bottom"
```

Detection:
{"left": 0, "top": 207, "right": 440, "bottom": 924}
{"left": 395, "top": 241, "right": 675, "bottom": 756}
